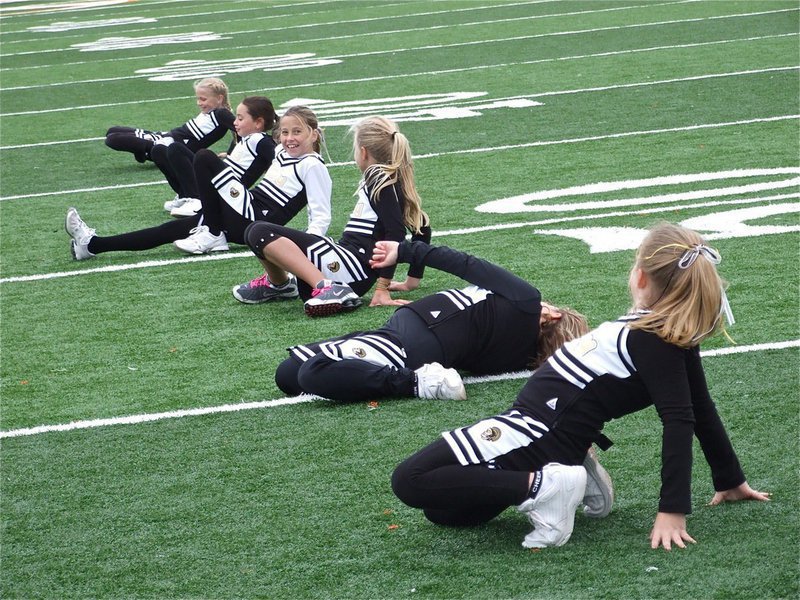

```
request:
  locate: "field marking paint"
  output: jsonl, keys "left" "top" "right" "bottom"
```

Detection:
{"left": 1, "top": 6, "right": 792, "bottom": 90}
{"left": 1, "top": 340, "right": 796, "bottom": 439}
{"left": 0, "top": 0, "right": 690, "bottom": 61}
{"left": 2, "top": 39, "right": 794, "bottom": 117}
{"left": 2, "top": 191, "right": 797, "bottom": 284}
{"left": 476, "top": 168, "right": 800, "bottom": 213}
{"left": 0, "top": 1, "right": 548, "bottom": 43}
{"left": 2, "top": 112, "right": 797, "bottom": 200}
{"left": 0, "top": 0, "right": 133, "bottom": 17}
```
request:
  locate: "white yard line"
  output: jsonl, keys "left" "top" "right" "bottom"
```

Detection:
{"left": 3, "top": 189, "right": 795, "bottom": 284}
{"left": 0, "top": 7, "right": 793, "bottom": 93}
{"left": 1, "top": 340, "right": 796, "bottom": 439}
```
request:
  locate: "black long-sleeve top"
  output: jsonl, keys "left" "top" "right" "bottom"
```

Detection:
{"left": 396, "top": 241, "right": 542, "bottom": 374}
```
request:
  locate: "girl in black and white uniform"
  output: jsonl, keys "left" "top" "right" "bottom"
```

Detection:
{"left": 105, "top": 77, "right": 234, "bottom": 166}
{"left": 233, "top": 116, "right": 431, "bottom": 317}
{"left": 275, "top": 240, "right": 587, "bottom": 403}
{"left": 66, "top": 105, "right": 331, "bottom": 259}
{"left": 391, "top": 223, "right": 770, "bottom": 551}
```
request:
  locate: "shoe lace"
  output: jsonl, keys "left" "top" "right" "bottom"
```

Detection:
{"left": 249, "top": 273, "right": 271, "bottom": 288}
{"left": 188, "top": 225, "right": 208, "bottom": 237}
{"left": 311, "top": 283, "right": 332, "bottom": 297}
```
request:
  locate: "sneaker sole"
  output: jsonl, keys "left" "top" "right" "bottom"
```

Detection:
{"left": 304, "top": 298, "right": 362, "bottom": 317}
{"left": 173, "top": 243, "right": 229, "bottom": 255}
{"left": 582, "top": 448, "right": 614, "bottom": 518}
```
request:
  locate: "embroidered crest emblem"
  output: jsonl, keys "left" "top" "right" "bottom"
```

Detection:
{"left": 353, "top": 347, "right": 366, "bottom": 358}
{"left": 481, "top": 426, "right": 502, "bottom": 442}
{"left": 276, "top": 175, "right": 287, "bottom": 186}
{"left": 230, "top": 187, "right": 240, "bottom": 198}
{"left": 327, "top": 261, "right": 340, "bottom": 273}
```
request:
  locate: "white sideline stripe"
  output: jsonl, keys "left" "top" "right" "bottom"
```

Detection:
{"left": 2, "top": 190, "right": 797, "bottom": 284}
{"left": 1, "top": 340, "right": 796, "bottom": 439}
{"left": 0, "top": 61, "right": 800, "bottom": 150}
{"left": 2, "top": 112, "right": 797, "bottom": 201}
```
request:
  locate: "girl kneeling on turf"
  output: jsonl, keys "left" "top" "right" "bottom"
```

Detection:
{"left": 233, "top": 115, "right": 431, "bottom": 317}
{"left": 390, "top": 223, "right": 770, "bottom": 550}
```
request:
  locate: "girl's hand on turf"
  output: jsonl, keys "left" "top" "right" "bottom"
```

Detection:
{"left": 369, "top": 288, "right": 410, "bottom": 307}
{"left": 650, "top": 512, "right": 696, "bottom": 550}
{"left": 709, "top": 482, "right": 771, "bottom": 505}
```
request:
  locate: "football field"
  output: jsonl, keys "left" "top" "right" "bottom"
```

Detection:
{"left": 1, "top": 0, "right": 798, "bottom": 597}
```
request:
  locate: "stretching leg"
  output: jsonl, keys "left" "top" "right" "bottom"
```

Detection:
{"left": 392, "top": 438, "right": 530, "bottom": 527}
{"left": 88, "top": 215, "right": 201, "bottom": 254}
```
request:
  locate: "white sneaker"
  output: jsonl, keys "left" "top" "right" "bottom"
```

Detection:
{"left": 173, "top": 225, "right": 229, "bottom": 254}
{"left": 414, "top": 362, "right": 466, "bottom": 400}
{"left": 582, "top": 446, "right": 614, "bottom": 518}
{"left": 517, "top": 463, "right": 587, "bottom": 548}
{"left": 163, "top": 195, "right": 184, "bottom": 211}
{"left": 170, "top": 198, "right": 202, "bottom": 217}
{"left": 65, "top": 207, "right": 96, "bottom": 260}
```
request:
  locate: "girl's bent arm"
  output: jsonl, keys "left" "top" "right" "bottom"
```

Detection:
{"left": 303, "top": 161, "right": 332, "bottom": 237}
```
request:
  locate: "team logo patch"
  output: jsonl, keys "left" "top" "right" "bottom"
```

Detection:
{"left": 353, "top": 347, "right": 366, "bottom": 358}
{"left": 230, "top": 187, "right": 240, "bottom": 198}
{"left": 276, "top": 175, "right": 287, "bottom": 186}
{"left": 481, "top": 426, "right": 502, "bottom": 442}
{"left": 327, "top": 261, "right": 340, "bottom": 273}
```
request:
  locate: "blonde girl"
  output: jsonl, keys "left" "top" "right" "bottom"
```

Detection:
{"left": 391, "top": 223, "right": 769, "bottom": 550}
{"left": 233, "top": 115, "right": 431, "bottom": 317}
{"left": 105, "top": 77, "right": 234, "bottom": 165}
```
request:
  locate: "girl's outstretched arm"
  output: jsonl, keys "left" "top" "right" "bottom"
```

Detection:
{"left": 709, "top": 482, "right": 771, "bottom": 505}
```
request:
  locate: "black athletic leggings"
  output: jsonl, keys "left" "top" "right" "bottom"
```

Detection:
{"left": 274, "top": 308, "right": 445, "bottom": 401}
{"left": 105, "top": 126, "right": 155, "bottom": 162}
{"left": 88, "top": 150, "right": 255, "bottom": 254}
{"left": 150, "top": 142, "right": 198, "bottom": 199}
{"left": 391, "top": 438, "right": 531, "bottom": 527}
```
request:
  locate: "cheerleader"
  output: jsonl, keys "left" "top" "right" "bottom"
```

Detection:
{"left": 66, "top": 106, "right": 331, "bottom": 259}
{"left": 233, "top": 116, "right": 431, "bottom": 317}
{"left": 276, "top": 240, "right": 587, "bottom": 401}
{"left": 105, "top": 77, "right": 234, "bottom": 165}
{"left": 391, "top": 223, "right": 770, "bottom": 550}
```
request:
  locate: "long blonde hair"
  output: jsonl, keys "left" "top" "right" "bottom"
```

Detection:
{"left": 629, "top": 222, "right": 727, "bottom": 347}
{"left": 533, "top": 306, "right": 589, "bottom": 369}
{"left": 350, "top": 116, "right": 428, "bottom": 233}
{"left": 194, "top": 77, "right": 231, "bottom": 110}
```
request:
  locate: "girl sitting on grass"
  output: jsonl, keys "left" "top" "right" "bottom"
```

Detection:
{"left": 67, "top": 105, "right": 331, "bottom": 259}
{"left": 232, "top": 116, "right": 431, "bottom": 317}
